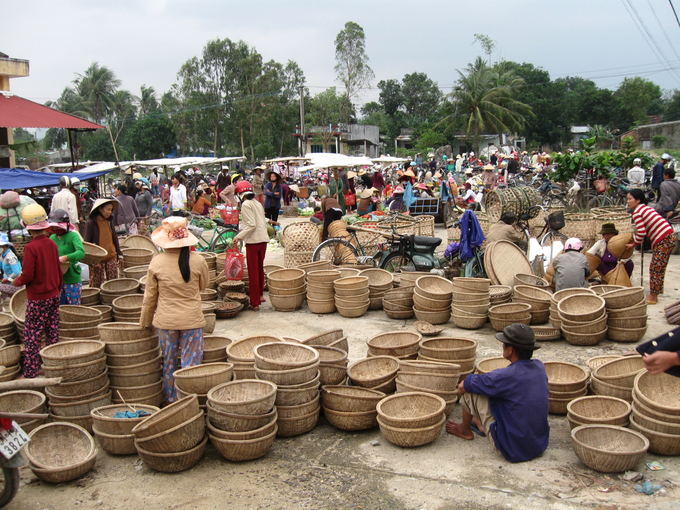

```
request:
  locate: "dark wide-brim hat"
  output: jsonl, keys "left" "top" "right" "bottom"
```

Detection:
{"left": 599, "top": 222, "right": 619, "bottom": 235}
{"left": 265, "top": 170, "right": 282, "bottom": 182}
{"left": 495, "top": 323, "right": 540, "bottom": 350}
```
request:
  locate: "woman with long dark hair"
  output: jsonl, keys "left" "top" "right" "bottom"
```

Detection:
{"left": 626, "top": 188, "right": 676, "bottom": 304}
{"left": 140, "top": 217, "right": 210, "bottom": 403}
{"left": 263, "top": 170, "right": 282, "bottom": 223}
{"left": 84, "top": 198, "right": 124, "bottom": 288}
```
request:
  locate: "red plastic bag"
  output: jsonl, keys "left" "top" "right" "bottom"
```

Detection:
{"left": 224, "top": 248, "right": 244, "bottom": 281}
{"left": 344, "top": 193, "right": 356, "bottom": 206}
{"left": 220, "top": 206, "right": 239, "bottom": 225}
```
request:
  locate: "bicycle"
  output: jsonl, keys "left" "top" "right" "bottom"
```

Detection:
{"left": 516, "top": 205, "right": 568, "bottom": 270}
{"left": 187, "top": 214, "right": 239, "bottom": 253}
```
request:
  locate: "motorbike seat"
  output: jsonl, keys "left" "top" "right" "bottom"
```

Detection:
{"left": 213, "top": 217, "right": 226, "bottom": 227}
{"left": 413, "top": 236, "right": 442, "bottom": 247}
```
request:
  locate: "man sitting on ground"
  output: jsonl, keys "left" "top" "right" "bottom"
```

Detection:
{"left": 485, "top": 212, "right": 526, "bottom": 250}
{"left": 446, "top": 324, "right": 549, "bottom": 463}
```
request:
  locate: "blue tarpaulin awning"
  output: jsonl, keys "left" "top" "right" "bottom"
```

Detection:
{"left": 0, "top": 167, "right": 117, "bottom": 191}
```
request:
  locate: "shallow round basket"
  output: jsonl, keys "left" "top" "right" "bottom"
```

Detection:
{"left": 173, "top": 362, "right": 234, "bottom": 394}
{"left": 322, "top": 406, "right": 378, "bottom": 431}
{"left": 227, "top": 336, "right": 283, "bottom": 363}
{"left": 396, "top": 371, "right": 459, "bottom": 393}
{"left": 359, "top": 268, "right": 394, "bottom": 287}
{"left": 333, "top": 276, "right": 369, "bottom": 292}
{"left": 47, "top": 369, "right": 110, "bottom": 398}
{"left": 450, "top": 302, "right": 490, "bottom": 315}
{"left": 92, "top": 428, "right": 137, "bottom": 455}
{"left": 377, "top": 413, "right": 446, "bottom": 448}
{"left": 207, "top": 403, "right": 277, "bottom": 432}
{"left": 367, "top": 331, "right": 422, "bottom": 357}
{"left": 276, "top": 406, "right": 320, "bottom": 437}
{"left": 0, "top": 345, "right": 21, "bottom": 367}
{"left": 347, "top": 356, "right": 400, "bottom": 388}
{"left": 41, "top": 356, "right": 107, "bottom": 383}
{"left": 268, "top": 268, "right": 306, "bottom": 289}
{"left": 412, "top": 290, "right": 451, "bottom": 311}
{"left": 106, "top": 347, "right": 160, "bottom": 368}
{"left": 514, "top": 273, "right": 549, "bottom": 288}
{"left": 562, "top": 327, "right": 608, "bottom": 346}
{"left": 29, "top": 449, "right": 97, "bottom": 484}
{"left": 384, "top": 308, "right": 415, "bottom": 320}
{"left": 207, "top": 379, "right": 277, "bottom": 415}
{"left": 488, "top": 302, "right": 532, "bottom": 317}
{"left": 570, "top": 424, "right": 649, "bottom": 473}
{"left": 413, "top": 308, "right": 449, "bottom": 325}
{"left": 91, "top": 404, "right": 161, "bottom": 436}
{"left": 306, "top": 270, "right": 342, "bottom": 284}
{"left": 306, "top": 298, "right": 336, "bottom": 314}
{"left": 0, "top": 390, "right": 46, "bottom": 423}
{"left": 131, "top": 394, "right": 199, "bottom": 439}
{"left": 607, "top": 316, "right": 648, "bottom": 329}
{"left": 209, "top": 426, "right": 277, "bottom": 461}
{"left": 335, "top": 302, "right": 370, "bottom": 318}
{"left": 26, "top": 422, "right": 95, "bottom": 470}
{"left": 98, "top": 323, "right": 154, "bottom": 342}
{"left": 489, "top": 314, "right": 531, "bottom": 332}
{"left": 607, "top": 301, "right": 647, "bottom": 319}
{"left": 476, "top": 357, "right": 510, "bottom": 375}
{"left": 550, "top": 287, "right": 596, "bottom": 306}
{"left": 607, "top": 326, "right": 647, "bottom": 343}
{"left": 634, "top": 371, "right": 680, "bottom": 416}
{"left": 532, "top": 326, "right": 562, "bottom": 341}
{"left": 631, "top": 405, "right": 680, "bottom": 435}
{"left": 558, "top": 294, "right": 606, "bottom": 322}
{"left": 450, "top": 313, "right": 486, "bottom": 330}
{"left": 82, "top": 242, "right": 108, "bottom": 265}
{"left": 544, "top": 362, "right": 589, "bottom": 392}
{"left": 594, "top": 357, "right": 645, "bottom": 387}
{"left": 48, "top": 390, "right": 112, "bottom": 418}
{"left": 419, "top": 337, "right": 477, "bottom": 360}
{"left": 111, "top": 294, "right": 144, "bottom": 312}
{"left": 451, "top": 290, "right": 489, "bottom": 303}
{"left": 40, "top": 340, "right": 106, "bottom": 368}
{"left": 321, "top": 385, "right": 385, "bottom": 413}
{"left": 100, "top": 278, "right": 140, "bottom": 295}
{"left": 103, "top": 335, "right": 159, "bottom": 356}
{"left": 255, "top": 363, "right": 319, "bottom": 386}
{"left": 134, "top": 410, "right": 205, "bottom": 454}
{"left": 9, "top": 288, "right": 27, "bottom": 323}
{"left": 80, "top": 288, "right": 101, "bottom": 306}
{"left": 399, "top": 360, "right": 461, "bottom": 376}
{"left": 414, "top": 321, "right": 445, "bottom": 337}
{"left": 135, "top": 435, "right": 208, "bottom": 473}
{"left": 591, "top": 285, "right": 625, "bottom": 295}
{"left": 629, "top": 415, "right": 680, "bottom": 455}
{"left": 565, "top": 396, "right": 631, "bottom": 428}
{"left": 276, "top": 394, "right": 320, "bottom": 419}
{"left": 59, "top": 305, "right": 103, "bottom": 323}
{"left": 590, "top": 377, "right": 633, "bottom": 401}
{"left": 268, "top": 284, "right": 306, "bottom": 297}
{"left": 270, "top": 292, "right": 306, "bottom": 312}
{"left": 560, "top": 315, "right": 607, "bottom": 335}
{"left": 415, "top": 276, "right": 453, "bottom": 300}
{"left": 602, "top": 287, "right": 646, "bottom": 310}
{"left": 253, "top": 342, "right": 320, "bottom": 371}
{"left": 106, "top": 355, "right": 162, "bottom": 377}
{"left": 452, "top": 277, "right": 491, "bottom": 291}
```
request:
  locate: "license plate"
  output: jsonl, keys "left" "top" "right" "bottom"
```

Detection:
{"left": 0, "top": 422, "right": 29, "bottom": 460}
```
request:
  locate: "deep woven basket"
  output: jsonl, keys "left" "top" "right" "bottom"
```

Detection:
{"left": 558, "top": 294, "right": 606, "bottom": 322}
{"left": 347, "top": 356, "right": 400, "bottom": 388}
{"left": 207, "top": 379, "right": 277, "bottom": 416}
{"left": 571, "top": 424, "right": 649, "bottom": 473}
{"left": 544, "top": 362, "right": 589, "bottom": 392}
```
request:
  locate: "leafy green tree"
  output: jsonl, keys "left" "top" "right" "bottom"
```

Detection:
{"left": 306, "top": 87, "right": 353, "bottom": 151}
{"left": 334, "top": 21, "right": 374, "bottom": 109}
{"left": 74, "top": 62, "right": 121, "bottom": 124}
{"left": 665, "top": 90, "right": 680, "bottom": 122}
{"left": 138, "top": 85, "right": 159, "bottom": 116}
{"left": 378, "top": 79, "right": 403, "bottom": 118}
{"left": 448, "top": 57, "right": 533, "bottom": 153}
{"left": 126, "top": 115, "right": 175, "bottom": 159}
{"left": 588, "top": 124, "right": 614, "bottom": 148}
{"left": 401, "top": 72, "right": 442, "bottom": 126}
{"left": 614, "top": 76, "right": 662, "bottom": 127}
{"left": 44, "top": 87, "right": 91, "bottom": 150}
{"left": 473, "top": 34, "right": 495, "bottom": 61}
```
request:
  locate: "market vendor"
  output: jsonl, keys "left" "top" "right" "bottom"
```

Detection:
{"left": 357, "top": 188, "right": 377, "bottom": 216}
{"left": 481, "top": 164, "right": 498, "bottom": 189}
{"left": 485, "top": 212, "right": 526, "bottom": 250}
{"left": 321, "top": 196, "right": 344, "bottom": 240}
{"left": 191, "top": 189, "right": 212, "bottom": 216}
{"left": 586, "top": 223, "right": 633, "bottom": 278}
{"left": 552, "top": 238, "right": 590, "bottom": 291}
{"left": 0, "top": 233, "right": 21, "bottom": 301}
{"left": 446, "top": 324, "right": 550, "bottom": 463}
{"left": 48, "top": 208, "right": 85, "bottom": 305}
{"left": 384, "top": 186, "right": 407, "bottom": 213}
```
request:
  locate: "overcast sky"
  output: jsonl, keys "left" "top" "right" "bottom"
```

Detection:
{"left": 4, "top": 0, "right": 680, "bottom": 108}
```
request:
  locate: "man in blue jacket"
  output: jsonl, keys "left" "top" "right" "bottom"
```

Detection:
{"left": 652, "top": 153, "right": 671, "bottom": 201}
{"left": 446, "top": 324, "right": 550, "bottom": 463}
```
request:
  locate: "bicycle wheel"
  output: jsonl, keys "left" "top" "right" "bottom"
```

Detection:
{"left": 312, "top": 239, "right": 359, "bottom": 265}
{"left": 540, "top": 230, "right": 568, "bottom": 267}
{"left": 464, "top": 250, "right": 486, "bottom": 278}
{"left": 209, "top": 228, "right": 238, "bottom": 253}
{"left": 544, "top": 193, "right": 568, "bottom": 210}
{"left": 0, "top": 465, "right": 19, "bottom": 508}
{"left": 381, "top": 252, "right": 416, "bottom": 273}
{"left": 585, "top": 195, "right": 612, "bottom": 212}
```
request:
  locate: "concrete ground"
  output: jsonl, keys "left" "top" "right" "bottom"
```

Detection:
{"left": 11, "top": 217, "right": 680, "bottom": 510}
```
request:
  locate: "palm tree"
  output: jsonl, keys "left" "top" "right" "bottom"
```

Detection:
{"left": 448, "top": 57, "right": 533, "bottom": 152}
{"left": 138, "top": 85, "right": 159, "bottom": 117}
{"left": 74, "top": 62, "right": 121, "bottom": 124}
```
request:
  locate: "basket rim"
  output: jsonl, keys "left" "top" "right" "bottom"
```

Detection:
{"left": 571, "top": 423, "right": 649, "bottom": 456}
{"left": 26, "top": 422, "right": 96, "bottom": 470}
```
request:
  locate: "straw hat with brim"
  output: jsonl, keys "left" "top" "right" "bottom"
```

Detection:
{"left": 253, "top": 166, "right": 265, "bottom": 173}
{"left": 495, "top": 323, "right": 540, "bottom": 350}
{"left": 599, "top": 223, "right": 618, "bottom": 235}
{"left": 360, "top": 189, "right": 373, "bottom": 199}
{"left": 89, "top": 199, "right": 119, "bottom": 219}
{"left": 347, "top": 171, "right": 357, "bottom": 179}
{"left": 483, "top": 164, "right": 495, "bottom": 171}
{"left": 151, "top": 217, "right": 199, "bottom": 249}
{"left": 403, "top": 170, "right": 416, "bottom": 178}
{"left": 358, "top": 169, "right": 366, "bottom": 176}
{"left": 289, "top": 185, "right": 300, "bottom": 193}
{"left": 265, "top": 171, "right": 282, "bottom": 182}
{"left": 417, "top": 183, "right": 427, "bottom": 190}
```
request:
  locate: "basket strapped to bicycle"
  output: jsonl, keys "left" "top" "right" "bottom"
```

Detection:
{"left": 548, "top": 210, "right": 565, "bottom": 231}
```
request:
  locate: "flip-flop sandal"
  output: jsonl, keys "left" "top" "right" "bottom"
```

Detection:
{"left": 646, "top": 298, "right": 658, "bottom": 304}
{"left": 470, "top": 422, "right": 486, "bottom": 437}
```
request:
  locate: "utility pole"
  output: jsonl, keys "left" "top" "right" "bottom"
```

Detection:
{"left": 299, "top": 85, "right": 305, "bottom": 157}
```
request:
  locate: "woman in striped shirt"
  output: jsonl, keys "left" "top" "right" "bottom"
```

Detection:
{"left": 626, "top": 189, "right": 676, "bottom": 304}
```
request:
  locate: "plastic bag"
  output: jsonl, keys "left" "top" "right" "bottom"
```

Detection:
{"left": 224, "top": 248, "right": 244, "bottom": 281}
{"left": 220, "top": 206, "right": 239, "bottom": 225}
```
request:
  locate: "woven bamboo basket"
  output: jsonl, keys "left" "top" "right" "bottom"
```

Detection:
{"left": 383, "top": 308, "right": 415, "bottom": 320}
{"left": 0, "top": 390, "right": 46, "bottom": 424}
{"left": 121, "top": 248, "right": 154, "bottom": 267}
{"left": 550, "top": 391, "right": 588, "bottom": 415}
{"left": 207, "top": 413, "right": 277, "bottom": 440}
{"left": 275, "top": 405, "right": 320, "bottom": 437}
{"left": 607, "top": 326, "right": 647, "bottom": 343}
{"left": 253, "top": 342, "right": 319, "bottom": 371}
{"left": 550, "top": 288, "right": 596, "bottom": 307}
{"left": 59, "top": 305, "right": 103, "bottom": 323}
{"left": 366, "top": 331, "right": 422, "bottom": 358}
{"left": 418, "top": 337, "right": 477, "bottom": 360}
{"left": 270, "top": 291, "right": 306, "bottom": 312}
{"left": 347, "top": 356, "right": 400, "bottom": 388}
{"left": 561, "top": 314, "right": 608, "bottom": 334}
{"left": 567, "top": 396, "right": 631, "bottom": 427}
{"left": 103, "top": 335, "right": 159, "bottom": 356}
{"left": 97, "top": 323, "right": 153, "bottom": 342}
{"left": 29, "top": 449, "right": 97, "bottom": 484}
{"left": 476, "top": 357, "right": 511, "bottom": 374}
{"left": 544, "top": 362, "right": 589, "bottom": 392}
{"left": 591, "top": 285, "right": 624, "bottom": 295}
{"left": 255, "top": 362, "right": 320, "bottom": 386}
{"left": 514, "top": 284, "right": 552, "bottom": 303}
{"left": 41, "top": 340, "right": 106, "bottom": 368}
{"left": 557, "top": 294, "right": 606, "bottom": 322}
{"left": 41, "top": 356, "right": 107, "bottom": 383}
{"left": 602, "top": 287, "right": 645, "bottom": 310}
{"left": 322, "top": 406, "right": 379, "bottom": 431}
{"left": 377, "top": 413, "right": 446, "bottom": 448}
{"left": 448, "top": 301, "right": 489, "bottom": 315}
{"left": 268, "top": 268, "right": 306, "bottom": 289}
{"left": 634, "top": 371, "right": 680, "bottom": 416}
{"left": 631, "top": 393, "right": 680, "bottom": 427}
{"left": 100, "top": 278, "right": 140, "bottom": 295}
{"left": 571, "top": 424, "right": 648, "bottom": 473}
{"left": 79, "top": 288, "right": 101, "bottom": 306}
{"left": 590, "top": 377, "right": 633, "bottom": 401}
{"left": 562, "top": 326, "right": 608, "bottom": 346}
{"left": 49, "top": 391, "right": 112, "bottom": 418}
{"left": 106, "top": 347, "right": 160, "bottom": 368}
{"left": 47, "top": 369, "right": 109, "bottom": 398}
{"left": 561, "top": 213, "right": 597, "bottom": 249}
{"left": 131, "top": 394, "right": 199, "bottom": 439}
{"left": 91, "top": 404, "right": 160, "bottom": 436}
{"left": 106, "top": 355, "right": 162, "bottom": 377}
{"left": 207, "top": 402, "right": 277, "bottom": 432}
{"left": 110, "top": 378, "right": 163, "bottom": 401}
{"left": 335, "top": 302, "right": 369, "bottom": 318}
{"left": 112, "top": 388, "right": 163, "bottom": 408}
{"left": 81, "top": 242, "right": 108, "bottom": 265}
{"left": 0, "top": 344, "right": 21, "bottom": 367}
{"left": 207, "top": 379, "right": 277, "bottom": 416}
{"left": 46, "top": 381, "right": 110, "bottom": 404}
{"left": 26, "top": 422, "right": 95, "bottom": 470}
{"left": 208, "top": 425, "right": 277, "bottom": 461}
{"left": 513, "top": 273, "right": 549, "bottom": 288}
{"left": 396, "top": 371, "right": 459, "bottom": 393}
{"left": 594, "top": 357, "right": 644, "bottom": 387}
{"left": 450, "top": 311, "right": 487, "bottom": 329}
{"left": 399, "top": 360, "right": 460, "bottom": 376}
{"left": 488, "top": 302, "right": 532, "bottom": 318}
{"left": 629, "top": 416, "right": 680, "bottom": 456}
{"left": 227, "top": 336, "right": 283, "bottom": 363}
{"left": 320, "top": 385, "right": 385, "bottom": 412}
{"left": 412, "top": 290, "right": 452, "bottom": 311}
{"left": 306, "top": 269, "right": 342, "bottom": 284}
{"left": 199, "top": 335, "right": 231, "bottom": 362}
{"left": 606, "top": 301, "right": 647, "bottom": 319}
{"left": 307, "top": 297, "right": 336, "bottom": 314}
{"left": 134, "top": 411, "right": 205, "bottom": 454}
{"left": 0, "top": 364, "right": 20, "bottom": 382}
{"left": 60, "top": 317, "right": 103, "bottom": 330}
{"left": 276, "top": 394, "right": 320, "bottom": 420}
{"left": 631, "top": 405, "right": 680, "bottom": 435}
{"left": 607, "top": 316, "right": 648, "bottom": 329}
{"left": 135, "top": 435, "right": 207, "bottom": 473}
{"left": 92, "top": 428, "right": 137, "bottom": 455}
{"left": 173, "top": 363, "right": 234, "bottom": 394}
{"left": 415, "top": 276, "right": 453, "bottom": 300}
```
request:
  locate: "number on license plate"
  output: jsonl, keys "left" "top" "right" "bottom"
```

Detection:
{"left": 0, "top": 422, "right": 29, "bottom": 460}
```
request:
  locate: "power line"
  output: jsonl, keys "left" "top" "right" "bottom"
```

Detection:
{"left": 670, "top": 0, "right": 680, "bottom": 28}
{"left": 646, "top": 0, "right": 680, "bottom": 61}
